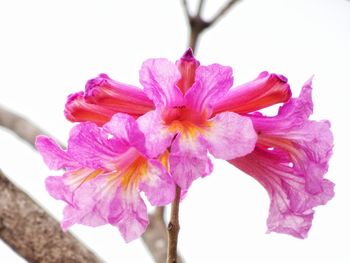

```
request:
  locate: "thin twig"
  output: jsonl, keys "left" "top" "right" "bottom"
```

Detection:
{"left": 197, "top": 0, "right": 206, "bottom": 16}
{"left": 208, "top": 0, "right": 241, "bottom": 26}
{"left": 181, "top": 0, "right": 191, "bottom": 22}
{"left": 166, "top": 186, "right": 181, "bottom": 263}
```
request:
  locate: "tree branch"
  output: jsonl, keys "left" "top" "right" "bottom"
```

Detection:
{"left": 0, "top": 104, "right": 63, "bottom": 149}
{"left": 208, "top": 0, "right": 241, "bottom": 26}
{"left": 0, "top": 169, "right": 102, "bottom": 263}
{"left": 181, "top": 0, "right": 241, "bottom": 53}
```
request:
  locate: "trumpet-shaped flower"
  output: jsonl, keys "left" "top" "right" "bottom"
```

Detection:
{"left": 36, "top": 113, "right": 175, "bottom": 242}
{"left": 228, "top": 79, "right": 334, "bottom": 238}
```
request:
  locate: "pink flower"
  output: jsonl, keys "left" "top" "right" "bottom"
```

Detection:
{"left": 227, "top": 79, "right": 334, "bottom": 238}
{"left": 62, "top": 49, "right": 333, "bottom": 238}
{"left": 36, "top": 113, "right": 175, "bottom": 242}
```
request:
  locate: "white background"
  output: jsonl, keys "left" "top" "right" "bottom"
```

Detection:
{"left": 1, "top": 0, "right": 350, "bottom": 262}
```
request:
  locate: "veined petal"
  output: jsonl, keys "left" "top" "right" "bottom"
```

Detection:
{"left": 230, "top": 146, "right": 334, "bottom": 238}
{"left": 61, "top": 173, "right": 118, "bottom": 230}
{"left": 139, "top": 159, "right": 175, "bottom": 206}
{"left": 176, "top": 48, "right": 200, "bottom": 94}
{"left": 36, "top": 135, "right": 78, "bottom": 170}
{"left": 137, "top": 110, "right": 175, "bottom": 158}
{"left": 169, "top": 134, "right": 213, "bottom": 189}
{"left": 65, "top": 74, "right": 154, "bottom": 125}
{"left": 140, "top": 58, "right": 183, "bottom": 108}
{"left": 185, "top": 64, "right": 233, "bottom": 117}
{"left": 201, "top": 112, "right": 257, "bottom": 160}
{"left": 109, "top": 189, "right": 149, "bottom": 243}
{"left": 213, "top": 72, "right": 291, "bottom": 115}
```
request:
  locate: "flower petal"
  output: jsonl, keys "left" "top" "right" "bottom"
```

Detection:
{"left": 230, "top": 146, "right": 334, "bottom": 238}
{"left": 65, "top": 74, "right": 154, "bottom": 125}
{"left": 108, "top": 188, "right": 149, "bottom": 242}
{"left": 185, "top": 64, "right": 233, "bottom": 117}
{"left": 169, "top": 134, "right": 213, "bottom": 189}
{"left": 137, "top": 110, "right": 175, "bottom": 158}
{"left": 36, "top": 135, "right": 77, "bottom": 170}
{"left": 61, "top": 173, "right": 118, "bottom": 230}
{"left": 139, "top": 159, "right": 175, "bottom": 206}
{"left": 176, "top": 48, "right": 200, "bottom": 94}
{"left": 213, "top": 72, "right": 291, "bottom": 115}
{"left": 140, "top": 58, "right": 183, "bottom": 108}
{"left": 201, "top": 112, "right": 257, "bottom": 160}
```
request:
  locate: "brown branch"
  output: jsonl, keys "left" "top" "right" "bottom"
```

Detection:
{"left": 181, "top": 0, "right": 241, "bottom": 53}
{"left": 0, "top": 169, "right": 102, "bottom": 263}
{"left": 0, "top": 104, "right": 63, "bottom": 149}
{"left": 166, "top": 186, "right": 181, "bottom": 263}
{"left": 208, "top": 0, "right": 241, "bottom": 26}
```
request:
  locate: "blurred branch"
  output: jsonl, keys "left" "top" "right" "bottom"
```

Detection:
{"left": 181, "top": 0, "right": 241, "bottom": 53}
{"left": 0, "top": 104, "right": 63, "bottom": 148}
{"left": 0, "top": 169, "right": 102, "bottom": 263}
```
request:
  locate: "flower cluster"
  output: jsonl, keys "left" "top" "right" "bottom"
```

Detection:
{"left": 36, "top": 49, "right": 334, "bottom": 241}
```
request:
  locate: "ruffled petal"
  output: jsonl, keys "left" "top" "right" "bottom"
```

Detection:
{"left": 201, "top": 112, "right": 257, "bottom": 160}
{"left": 109, "top": 188, "right": 149, "bottom": 242}
{"left": 230, "top": 146, "right": 334, "bottom": 238}
{"left": 169, "top": 134, "right": 213, "bottom": 189}
{"left": 213, "top": 72, "right": 291, "bottom": 115}
{"left": 140, "top": 58, "right": 183, "bottom": 108}
{"left": 185, "top": 64, "right": 233, "bottom": 118}
{"left": 65, "top": 74, "right": 154, "bottom": 125}
{"left": 137, "top": 110, "right": 176, "bottom": 158}
{"left": 61, "top": 173, "right": 118, "bottom": 230}
{"left": 36, "top": 135, "right": 78, "bottom": 170}
{"left": 176, "top": 48, "right": 200, "bottom": 94}
{"left": 139, "top": 159, "right": 175, "bottom": 206}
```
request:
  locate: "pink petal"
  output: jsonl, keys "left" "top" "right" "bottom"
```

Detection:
{"left": 169, "top": 134, "right": 213, "bottom": 189}
{"left": 176, "top": 48, "right": 200, "bottom": 94}
{"left": 137, "top": 110, "right": 175, "bottom": 158}
{"left": 139, "top": 159, "right": 175, "bottom": 206}
{"left": 201, "top": 112, "right": 257, "bottom": 160}
{"left": 230, "top": 146, "right": 334, "bottom": 238}
{"left": 65, "top": 74, "right": 154, "bottom": 125}
{"left": 61, "top": 174, "right": 118, "bottom": 230}
{"left": 103, "top": 113, "right": 146, "bottom": 154}
{"left": 185, "top": 64, "right": 233, "bottom": 118}
{"left": 140, "top": 58, "right": 184, "bottom": 108}
{"left": 108, "top": 189, "right": 149, "bottom": 242}
{"left": 213, "top": 72, "right": 291, "bottom": 115}
{"left": 35, "top": 135, "right": 77, "bottom": 170}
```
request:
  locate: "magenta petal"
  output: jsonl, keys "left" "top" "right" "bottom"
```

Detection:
{"left": 61, "top": 174, "right": 117, "bottom": 230}
{"left": 230, "top": 146, "right": 334, "bottom": 238}
{"left": 213, "top": 71, "right": 291, "bottom": 115}
{"left": 103, "top": 113, "right": 146, "bottom": 154}
{"left": 139, "top": 159, "right": 175, "bottom": 206}
{"left": 140, "top": 58, "right": 183, "bottom": 108}
{"left": 45, "top": 175, "right": 73, "bottom": 205}
{"left": 65, "top": 74, "right": 154, "bottom": 125}
{"left": 201, "top": 112, "right": 257, "bottom": 160}
{"left": 36, "top": 136, "right": 77, "bottom": 170}
{"left": 169, "top": 134, "right": 213, "bottom": 189}
{"left": 185, "top": 64, "right": 233, "bottom": 117}
{"left": 137, "top": 110, "right": 175, "bottom": 158}
{"left": 109, "top": 190, "right": 149, "bottom": 242}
